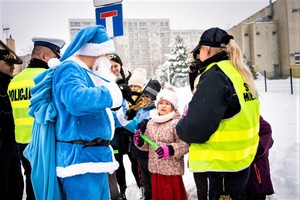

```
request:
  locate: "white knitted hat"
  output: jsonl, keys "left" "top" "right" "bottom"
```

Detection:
{"left": 155, "top": 86, "right": 178, "bottom": 109}
{"left": 128, "top": 68, "right": 147, "bottom": 88}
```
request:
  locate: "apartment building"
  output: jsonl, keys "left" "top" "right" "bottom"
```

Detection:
{"left": 170, "top": 30, "right": 204, "bottom": 53}
{"left": 229, "top": 0, "right": 300, "bottom": 78}
{"left": 70, "top": 0, "right": 299, "bottom": 79}
{"left": 69, "top": 18, "right": 206, "bottom": 78}
{"left": 69, "top": 18, "right": 171, "bottom": 78}
{"left": 113, "top": 19, "right": 171, "bottom": 78}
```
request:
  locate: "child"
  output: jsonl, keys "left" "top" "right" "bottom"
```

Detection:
{"left": 124, "top": 80, "right": 162, "bottom": 200}
{"left": 113, "top": 67, "right": 147, "bottom": 199}
{"left": 134, "top": 87, "right": 189, "bottom": 200}
{"left": 246, "top": 116, "right": 274, "bottom": 200}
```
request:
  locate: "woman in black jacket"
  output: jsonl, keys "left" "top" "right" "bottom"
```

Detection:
{"left": 176, "top": 27, "right": 260, "bottom": 200}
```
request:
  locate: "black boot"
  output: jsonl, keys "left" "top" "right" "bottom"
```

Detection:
{"left": 120, "top": 186, "right": 127, "bottom": 200}
{"left": 120, "top": 192, "right": 127, "bottom": 200}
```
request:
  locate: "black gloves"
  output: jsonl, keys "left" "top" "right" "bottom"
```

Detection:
{"left": 125, "top": 109, "right": 137, "bottom": 121}
{"left": 118, "top": 84, "right": 134, "bottom": 105}
{"left": 138, "top": 119, "right": 150, "bottom": 133}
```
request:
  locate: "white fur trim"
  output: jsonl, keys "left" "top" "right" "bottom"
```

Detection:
{"left": 103, "top": 82, "right": 122, "bottom": 108}
{"left": 116, "top": 107, "right": 130, "bottom": 126}
{"left": 106, "top": 108, "right": 115, "bottom": 140}
{"left": 56, "top": 160, "right": 119, "bottom": 178}
{"left": 76, "top": 40, "right": 115, "bottom": 56}
{"left": 48, "top": 58, "right": 61, "bottom": 69}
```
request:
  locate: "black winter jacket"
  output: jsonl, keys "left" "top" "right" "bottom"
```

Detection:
{"left": 176, "top": 51, "right": 240, "bottom": 143}
{"left": 0, "top": 71, "right": 15, "bottom": 147}
{"left": 0, "top": 71, "right": 24, "bottom": 199}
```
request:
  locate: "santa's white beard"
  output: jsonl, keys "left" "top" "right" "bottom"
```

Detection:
{"left": 93, "top": 56, "right": 116, "bottom": 85}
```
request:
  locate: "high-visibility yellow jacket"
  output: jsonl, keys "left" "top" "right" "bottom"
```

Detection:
{"left": 8, "top": 68, "right": 45, "bottom": 143}
{"left": 189, "top": 60, "right": 260, "bottom": 172}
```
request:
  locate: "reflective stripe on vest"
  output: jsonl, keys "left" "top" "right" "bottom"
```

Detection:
{"left": 8, "top": 68, "right": 46, "bottom": 143}
{"left": 189, "top": 60, "right": 260, "bottom": 172}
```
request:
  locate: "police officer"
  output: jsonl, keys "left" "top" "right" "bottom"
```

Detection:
{"left": 176, "top": 27, "right": 260, "bottom": 200}
{"left": 7, "top": 37, "right": 65, "bottom": 200}
{"left": 0, "top": 40, "right": 24, "bottom": 200}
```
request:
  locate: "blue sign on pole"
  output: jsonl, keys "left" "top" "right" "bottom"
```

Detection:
{"left": 95, "top": 3, "right": 123, "bottom": 38}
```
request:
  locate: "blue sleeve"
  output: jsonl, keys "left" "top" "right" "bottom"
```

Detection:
{"left": 53, "top": 62, "right": 113, "bottom": 116}
{"left": 124, "top": 117, "right": 139, "bottom": 132}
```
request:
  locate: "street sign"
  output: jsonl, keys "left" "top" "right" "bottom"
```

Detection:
{"left": 95, "top": 3, "right": 124, "bottom": 38}
{"left": 93, "top": 0, "right": 122, "bottom": 7}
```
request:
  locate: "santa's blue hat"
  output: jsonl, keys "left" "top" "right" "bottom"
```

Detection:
{"left": 49, "top": 25, "right": 115, "bottom": 68}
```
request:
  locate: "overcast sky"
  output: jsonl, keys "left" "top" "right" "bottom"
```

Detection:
{"left": 1, "top": 0, "right": 271, "bottom": 55}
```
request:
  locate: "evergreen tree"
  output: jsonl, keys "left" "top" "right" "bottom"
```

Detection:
{"left": 155, "top": 35, "right": 189, "bottom": 87}
{"left": 155, "top": 63, "right": 169, "bottom": 84}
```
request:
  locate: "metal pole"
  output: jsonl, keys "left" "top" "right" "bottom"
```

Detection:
{"left": 264, "top": 70, "right": 267, "bottom": 92}
{"left": 290, "top": 68, "right": 293, "bottom": 95}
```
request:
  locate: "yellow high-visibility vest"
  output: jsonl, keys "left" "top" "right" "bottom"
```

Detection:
{"left": 7, "top": 68, "right": 46, "bottom": 143}
{"left": 189, "top": 60, "right": 260, "bottom": 172}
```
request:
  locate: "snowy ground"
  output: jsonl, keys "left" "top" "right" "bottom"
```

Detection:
{"left": 21, "top": 76, "right": 300, "bottom": 199}
{"left": 123, "top": 76, "right": 300, "bottom": 200}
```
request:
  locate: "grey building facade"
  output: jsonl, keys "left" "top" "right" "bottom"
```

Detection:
{"left": 229, "top": 0, "right": 300, "bottom": 78}
{"left": 69, "top": 0, "right": 299, "bottom": 79}
{"left": 69, "top": 18, "right": 172, "bottom": 78}
{"left": 69, "top": 18, "right": 204, "bottom": 79}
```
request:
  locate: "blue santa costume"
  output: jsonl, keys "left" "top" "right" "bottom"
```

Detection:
{"left": 25, "top": 25, "right": 125, "bottom": 200}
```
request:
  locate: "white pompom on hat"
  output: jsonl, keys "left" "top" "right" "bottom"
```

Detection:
{"left": 128, "top": 68, "right": 147, "bottom": 88}
{"left": 48, "top": 25, "right": 115, "bottom": 69}
{"left": 155, "top": 86, "right": 178, "bottom": 109}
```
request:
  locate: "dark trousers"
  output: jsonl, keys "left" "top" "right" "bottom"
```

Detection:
{"left": 108, "top": 171, "right": 120, "bottom": 200}
{"left": 138, "top": 158, "right": 152, "bottom": 199}
{"left": 209, "top": 167, "right": 250, "bottom": 200}
{"left": 18, "top": 143, "right": 35, "bottom": 200}
{"left": 0, "top": 142, "right": 24, "bottom": 200}
{"left": 246, "top": 192, "right": 266, "bottom": 200}
{"left": 193, "top": 172, "right": 208, "bottom": 200}
{"left": 114, "top": 152, "right": 141, "bottom": 193}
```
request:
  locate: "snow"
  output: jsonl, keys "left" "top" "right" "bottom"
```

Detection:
{"left": 123, "top": 76, "right": 300, "bottom": 200}
{"left": 19, "top": 76, "right": 299, "bottom": 199}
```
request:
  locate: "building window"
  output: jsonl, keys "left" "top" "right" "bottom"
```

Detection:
{"left": 139, "top": 22, "right": 147, "bottom": 26}
{"left": 272, "top": 31, "right": 277, "bottom": 35}
{"left": 82, "top": 22, "right": 94, "bottom": 27}
{"left": 256, "top": 32, "right": 260, "bottom": 36}
{"left": 295, "top": 53, "right": 300, "bottom": 65}
{"left": 257, "top": 54, "right": 261, "bottom": 57}
{"left": 292, "top": 8, "right": 300, "bottom": 13}
{"left": 244, "top": 33, "right": 249, "bottom": 37}
{"left": 70, "top": 22, "right": 81, "bottom": 27}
